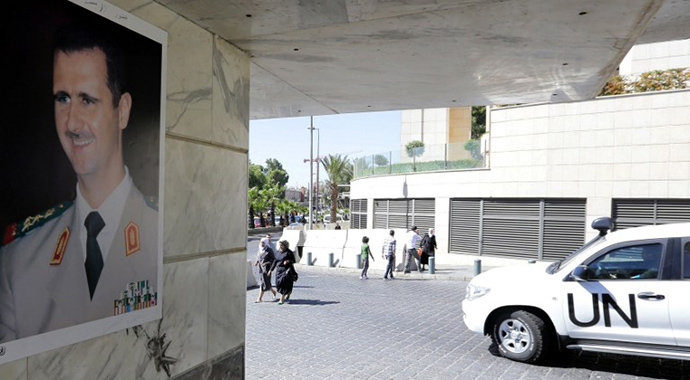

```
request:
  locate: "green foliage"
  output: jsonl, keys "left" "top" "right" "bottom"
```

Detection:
{"left": 598, "top": 68, "right": 690, "bottom": 96}
{"left": 373, "top": 154, "right": 389, "bottom": 166}
{"left": 320, "top": 154, "right": 353, "bottom": 220}
{"left": 248, "top": 163, "right": 266, "bottom": 189}
{"left": 264, "top": 158, "right": 289, "bottom": 188}
{"left": 405, "top": 140, "right": 425, "bottom": 158}
{"left": 471, "top": 106, "right": 486, "bottom": 139}
{"left": 464, "top": 139, "right": 483, "bottom": 160}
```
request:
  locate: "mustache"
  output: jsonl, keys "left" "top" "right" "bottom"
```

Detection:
{"left": 65, "top": 130, "right": 93, "bottom": 140}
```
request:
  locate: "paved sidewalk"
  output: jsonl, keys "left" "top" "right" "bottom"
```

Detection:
{"left": 246, "top": 267, "right": 688, "bottom": 380}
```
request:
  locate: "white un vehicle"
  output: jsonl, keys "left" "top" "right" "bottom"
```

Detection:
{"left": 462, "top": 217, "right": 690, "bottom": 363}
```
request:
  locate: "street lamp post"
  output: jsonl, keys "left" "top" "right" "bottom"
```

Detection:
{"left": 308, "top": 117, "right": 314, "bottom": 230}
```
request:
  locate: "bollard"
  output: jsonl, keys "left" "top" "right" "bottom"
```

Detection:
{"left": 307, "top": 252, "right": 313, "bottom": 266}
{"left": 356, "top": 254, "right": 362, "bottom": 269}
{"left": 328, "top": 252, "right": 334, "bottom": 268}
{"left": 474, "top": 259, "right": 482, "bottom": 276}
{"left": 429, "top": 256, "right": 435, "bottom": 274}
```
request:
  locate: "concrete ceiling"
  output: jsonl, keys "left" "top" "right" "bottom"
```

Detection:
{"left": 156, "top": 0, "right": 689, "bottom": 119}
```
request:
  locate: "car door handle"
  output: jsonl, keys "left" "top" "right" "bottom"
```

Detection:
{"left": 637, "top": 292, "right": 665, "bottom": 301}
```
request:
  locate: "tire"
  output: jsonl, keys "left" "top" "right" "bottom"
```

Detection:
{"left": 490, "top": 310, "right": 551, "bottom": 363}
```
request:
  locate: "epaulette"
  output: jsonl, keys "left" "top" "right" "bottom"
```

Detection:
{"left": 1, "top": 201, "right": 73, "bottom": 247}
{"left": 144, "top": 195, "right": 158, "bottom": 211}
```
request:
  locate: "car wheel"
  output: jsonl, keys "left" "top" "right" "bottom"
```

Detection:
{"left": 490, "top": 310, "right": 550, "bottom": 363}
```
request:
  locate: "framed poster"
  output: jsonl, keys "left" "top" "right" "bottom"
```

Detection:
{"left": 0, "top": 0, "right": 166, "bottom": 364}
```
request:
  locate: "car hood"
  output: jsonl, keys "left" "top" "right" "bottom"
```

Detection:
{"left": 471, "top": 262, "right": 553, "bottom": 288}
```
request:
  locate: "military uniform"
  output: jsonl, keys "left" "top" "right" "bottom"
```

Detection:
{"left": 0, "top": 183, "right": 158, "bottom": 343}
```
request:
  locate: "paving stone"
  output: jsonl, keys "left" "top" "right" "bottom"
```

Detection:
{"left": 246, "top": 267, "right": 688, "bottom": 380}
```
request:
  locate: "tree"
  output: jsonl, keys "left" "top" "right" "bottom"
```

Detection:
{"left": 471, "top": 106, "right": 486, "bottom": 139}
{"left": 265, "top": 158, "right": 289, "bottom": 188}
{"left": 248, "top": 186, "right": 268, "bottom": 228}
{"left": 263, "top": 182, "right": 285, "bottom": 227}
{"left": 373, "top": 154, "right": 389, "bottom": 166}
{"left": 248, "top": 162, "right": 266, "bottom": 189}
{"left": 405, "top": 140, "right": 425, "bottom": 158}
{"left": 320, "top": 154, "right": 353, "bottom": 221}
{"left": 464, "top": 139, "right": 483, "bottom": 160}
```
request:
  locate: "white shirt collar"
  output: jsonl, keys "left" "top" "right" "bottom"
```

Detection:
{"left": 76, "top": 167, "right": 133, "bottom": 263}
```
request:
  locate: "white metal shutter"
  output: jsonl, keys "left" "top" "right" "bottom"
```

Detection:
{"left": 449, "top": 199, "right": 481, "bottom": 255}
{"left": 481, "top": 199, "right": 540, "bottom": 259}
{"left": 542, "top": 200, "right": 586, "bottom": 261}
{"left": 411, "top": 199, "right": 435, "bottom": 232}
{"left": 613, "top": 199, "right": 690, "bottom": 229}
{"left": 373, "top": 200, "right": 389, "bottom": 229}
{"left": 350, "top": 199, "right": 368, "bottom": 229}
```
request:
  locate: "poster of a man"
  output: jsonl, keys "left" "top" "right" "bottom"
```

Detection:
{"left": 0, "top": 0, "right": 165, "bottom": 361}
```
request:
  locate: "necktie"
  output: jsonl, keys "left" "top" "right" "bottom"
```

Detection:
{"left": 85, "top": 211, "right": 105, "bottom": 299}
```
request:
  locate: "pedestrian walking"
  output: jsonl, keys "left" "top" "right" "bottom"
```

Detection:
{"left": 404, "top": 226, "right": 422, "bottom": 273}
{"left": 360, "top": 236, "right": 374, "bottom": 279}
{"left": 270, "top": 240, "right": 297, "bottom": 305}
{"left": 254, "top": 239, "right": 277, "bottom": 302}
{"left": 382, "top": 230, "right": 396, "bottom": 280}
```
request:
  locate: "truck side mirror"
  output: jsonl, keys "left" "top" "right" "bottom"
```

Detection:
{"left": 571, "top": 265, "right": 591, "bottom": 282}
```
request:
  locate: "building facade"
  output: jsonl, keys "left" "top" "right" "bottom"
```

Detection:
{"left": 351, "top": 39, "right": 690, "bottom": 264}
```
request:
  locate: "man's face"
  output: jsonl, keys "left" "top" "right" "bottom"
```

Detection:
{"left": 53, "top": 48, "right": 130, "bottom": 181}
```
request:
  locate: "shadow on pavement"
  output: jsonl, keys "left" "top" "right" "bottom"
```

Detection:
{"left": 286, "top": 299, "right": 340, "bottom": 306}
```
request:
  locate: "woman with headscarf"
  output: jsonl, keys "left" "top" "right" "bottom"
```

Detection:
{"left": 270, "top": 240, "right": 297, "bottom": 305}
{"left": 422, "top": 228, "right": 437, "bottom": 271}
{"left": 254, "top": 239, "right": 277, "bottom": 302}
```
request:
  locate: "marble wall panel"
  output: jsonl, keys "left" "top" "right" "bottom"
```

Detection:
{"left": 213, "top": 37, "right": 250, "bottom": 150}
{"left": 207, "top": 252, "right": 247, "bottom": 358}
{"left": 123, "top": 0, "right": 216, "bottom": 140}
{"left": 22, "top": 258, "right": 208, "bottom": 379}
{"left": 164, "top": 139, "right": 248, "bottom": 258}
{"left": 0, "top": 359, "right": 26, "bottom": 380}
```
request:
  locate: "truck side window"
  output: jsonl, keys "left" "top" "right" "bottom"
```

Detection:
{"left": 684, "top": 242, "right": 690, "bottom": 279}
{"left": 588, "top": 243, "right": 662, "bottom": 280}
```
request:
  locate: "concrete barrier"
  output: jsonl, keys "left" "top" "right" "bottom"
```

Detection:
{"left": 301, "top": 230, "right": 348, "bottom": 267}
{"left": 281, "top": 228, "right": 306, "bottom": 262}
{"left": 246, "top": 260, "right": 258, "bottom": 288}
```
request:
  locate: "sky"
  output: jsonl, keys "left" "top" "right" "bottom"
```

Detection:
{"left": 249, "top": 111, "right": 401, "bottom": 189}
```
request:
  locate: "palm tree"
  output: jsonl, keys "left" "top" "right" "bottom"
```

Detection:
{"left": 320, "top": 154, "right": 353, "bottom": 222}
{"left": 263, "top": 183, "right": 285, "bottom": 227}
{"left": 248, "top": 187, "right": 269, "bottom": 227}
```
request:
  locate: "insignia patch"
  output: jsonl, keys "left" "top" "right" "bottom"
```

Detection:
{"left": 51, "top": 227, "right": 70, "bottom": 265}
{"left": 125, "top": 222, "right": 140, "bottom": 256}
{"left": 2, "top": 201, "right": 72, "bottom": 247}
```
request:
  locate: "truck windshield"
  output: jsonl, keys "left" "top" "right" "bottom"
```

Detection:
{"left": 545, "top": 235, "right": 606, "bottom": 274}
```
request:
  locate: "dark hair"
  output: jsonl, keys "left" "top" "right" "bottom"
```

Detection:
{"left": 53, "top": 22, "right": 127, "bottom": 107}
{"left": 389, "top": 230, "right": 395, "bottom": 236}
{"left": 362, "top": 236, "right": 369, "bottom": 243}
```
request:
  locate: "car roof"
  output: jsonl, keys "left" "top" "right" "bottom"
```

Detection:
{"left": 605, "top": 222, "right": 690, "bottom": 244}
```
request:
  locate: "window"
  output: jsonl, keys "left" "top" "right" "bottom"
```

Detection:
{"left": 587, "top": 243, "right": 663, "bottom": 280}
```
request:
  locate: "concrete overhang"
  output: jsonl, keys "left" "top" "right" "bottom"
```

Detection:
{"left": 155, "top": 0, "right": 688, "bottom": 119}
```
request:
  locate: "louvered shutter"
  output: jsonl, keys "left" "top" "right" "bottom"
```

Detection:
{"left": 613, "top": 199, "right": 690, "bottom": 229}
{"left": 481, "top": 199, "right": 540, "bottom": 259}
{"left": 542, "top": 200, "right": 586, "bottom": 260}
{"left": 449, "top": 199, "right": 481, "bottom": 255}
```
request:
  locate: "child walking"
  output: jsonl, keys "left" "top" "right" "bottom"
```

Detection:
{"left": 360, "top": 236, "right": 374, "bottom": 279}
